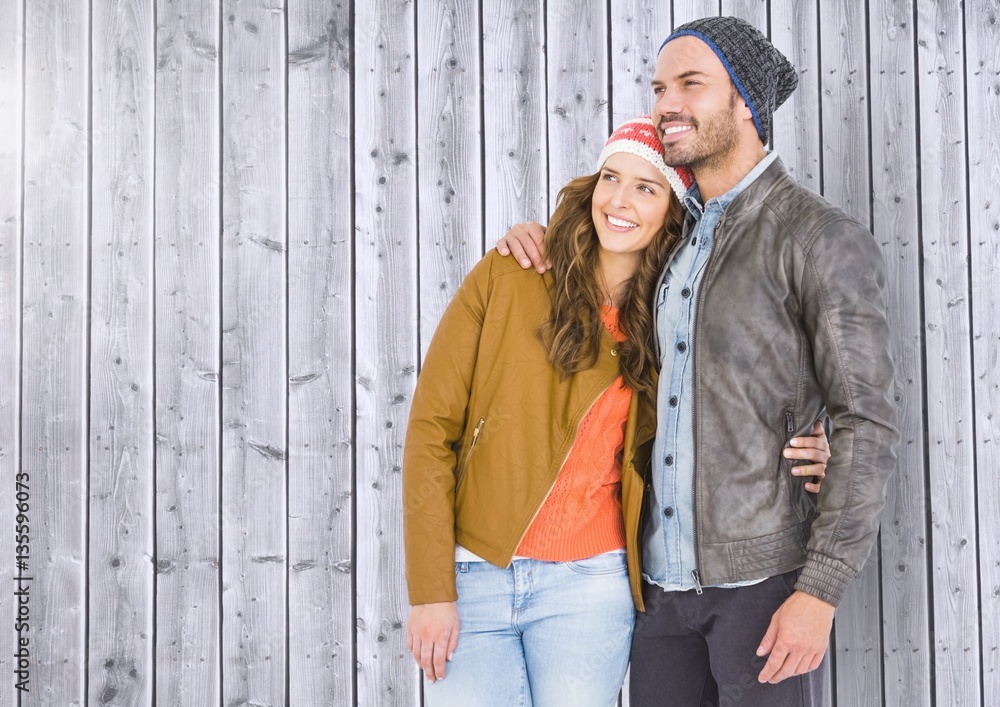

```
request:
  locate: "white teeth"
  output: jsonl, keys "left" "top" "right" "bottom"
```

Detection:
{"left": 607, "top": 215, "right": 638, "bottom": 228}
{"left": 662, "top": 125, "right": 692, "bottom": 135}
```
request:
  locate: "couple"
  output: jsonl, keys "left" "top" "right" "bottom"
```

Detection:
{"left": 403, "top": 16, "right": 898, "bottom": 707}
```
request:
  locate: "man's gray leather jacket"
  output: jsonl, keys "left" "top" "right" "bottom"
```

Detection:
{"left": 679, "top": 157, "right": 899, "bottom": 607}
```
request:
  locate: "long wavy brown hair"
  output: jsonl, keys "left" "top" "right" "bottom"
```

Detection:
{"left": 538, "top": 172, "right": 684, "bottom": 400}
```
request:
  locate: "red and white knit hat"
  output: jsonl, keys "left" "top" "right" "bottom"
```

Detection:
{"left": 595, "top": 115, "right": 694, "bottom": 202}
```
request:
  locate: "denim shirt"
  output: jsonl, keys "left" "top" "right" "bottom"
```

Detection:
{"left": 642, "top": 152, "right": 778, "bottom": 592}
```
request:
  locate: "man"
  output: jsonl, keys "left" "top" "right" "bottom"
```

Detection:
{"left": 498, "top": 16, "right": 898, "bottom": 705}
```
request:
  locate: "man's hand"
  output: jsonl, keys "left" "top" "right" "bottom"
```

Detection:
{"left": 756, "top": 590, "right": 834, "bottom": 684}
{"left": 407, "top": 602, "right": 460, "bottom": 682}
{"left": 785, "top": 420, "right": 830, "bottom": 493}
{"left": 496, "top": 222, "right": 550, "bottom": 273}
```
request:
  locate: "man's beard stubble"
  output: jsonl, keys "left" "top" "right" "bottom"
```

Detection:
{"left": 658, "top": 88, "right": 741, "bottom": 173}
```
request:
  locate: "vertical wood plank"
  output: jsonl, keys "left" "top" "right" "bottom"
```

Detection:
{"left": 868, "top": 2, "right": 932, "bottom": 705}
{"left": 88, "top": 0, "right": 155, "bottom": 703}
{"left": 609, "top": 0, "right": 671, "bottom": 133}
{"left": 220, "top": 1, "right": 288, "bottom": 704}
{"left": 20, "top": 0, "right": 89, "bottom": 702}
{"left": 671, "top": 0, "right": 719, "bottom": 28}
{"left": 354, "top": 0, "right": 419, "bottom": 703}
{"left": 153, "top": 0, "right": 223, "bottom": 702}
{"left": 546, "top": 0, "right": 609, "bottom": 205}
{"left": 0, "top": 0, "right": 23, "bottom": 703}
{"left": 818, "top": 2, "right": 885, "bottom": 704}
{"left": 286, "top": 1, "right": 355, "bottom": 704}
{"left": 916, "top": 1, "right": 981, "bottom": 704}
{"left": 966, "top": 1, "right": 1000, "bottom": 700}
{"left": 719, "top": 0, "right": 766, "bottom": 28}
{"left": 482, "top": 0, "right": 547, "bottom": 231}
{"left": 768, "top": 0, "right": 821, "bottom": 193}
{"left": 416, "top": 0, "right": 482, "bottom": 354}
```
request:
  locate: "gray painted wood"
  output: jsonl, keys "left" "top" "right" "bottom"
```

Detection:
{"left": 721, "top": 0, "right": 766, "bottom": 28}
{"left": 416, "top": 0, "right": 483, "bottom": 355}
{"left": 818, "top": 2, "right": 885, "bottom": 704}
{"left": 672, "top": 0, "right": 720, "bottom": 28}
{"left": 354, "top": 0, "right": 420, "bottom": 704}
{"left": 966, "top": 2, "right": 1000, "bottom": 700}
{"left": 152, "top": 0, "right": 223, "bottom": 702}
{"left": 609, "top": 0, "right": 672, "bottom": 128}
{"left": 220, "top": 1, "right": 288, "bottom": 704}
{"left": 286, "top": 1, "right": 355, "bottom": 704}
{"left": 917, "top": 0, "right": 982, "bottom": 704}
{"left": 20, "top": 1, "right": 90, "bottom": 703}
{"left": 770, "top": 0, "right": 821, "bottom": 193}
{"left": 0, "top": 0, "right": 22, "bottom": 704}
{"left": 868, "top": 2, "right": 932, "bottom": 705}
{"left": 546, "top": 0, "right": 609, "bottom": 204}
{"left": 88, "top": 0, "right": 155, "bottom": 703}
{"left": 482, "top": 0, "right": 547, "bottom": 230}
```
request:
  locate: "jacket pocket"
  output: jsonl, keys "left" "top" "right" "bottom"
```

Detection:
{"left": 778, "top": 409, "right": 804, "bottom": 521}
{"left": 779, "top": 409, "right": 817, "bottom": 522}
{"left": 455, "top": 416, "right": 486, "bottom": 495}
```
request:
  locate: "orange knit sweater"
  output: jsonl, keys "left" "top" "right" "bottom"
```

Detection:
{"left": 516, "top": 306, "right": 631, "bottom": 561}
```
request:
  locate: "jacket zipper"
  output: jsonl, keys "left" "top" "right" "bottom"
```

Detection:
{"left": 785, "top": 410, "right": 795, "bottom": 436}
{"left": 690, "top": 215, "right": 725, "bottom": 596}
{"left": 511, "top": 376, "right": 618, "bottom": 556}
{"left": 456, "top": 417, "right": 486, "bottom": 492}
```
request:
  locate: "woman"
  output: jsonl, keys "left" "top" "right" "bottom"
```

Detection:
{"left": 402, "top": 116, "right": 829, "bottom": 706}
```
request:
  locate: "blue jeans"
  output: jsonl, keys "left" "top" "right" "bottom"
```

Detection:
{"left": 424, "top": 553, "right": 635, "bottom": 707}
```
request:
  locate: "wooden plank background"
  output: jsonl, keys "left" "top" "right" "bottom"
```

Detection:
{"left": 0, "top": 1, "right": 996, "bottom": 705}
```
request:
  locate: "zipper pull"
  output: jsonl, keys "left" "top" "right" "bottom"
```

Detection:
{"left": 691, "top": 569, "right": 704, "bottom": 595}
{"left": 470, "top": 417, "right": 485, "bottom": 448}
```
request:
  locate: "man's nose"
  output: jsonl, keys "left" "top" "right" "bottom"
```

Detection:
{"left": 654, "top": 87, "right": 681, "bottom": 117}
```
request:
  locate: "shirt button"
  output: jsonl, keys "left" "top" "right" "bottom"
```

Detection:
{"left": 663, "top": 506, "right": 674, "bottom": 518}
{"left": 665, "top": 455, "right": 674, "bottom": 466}
{"left": 669, "top": 396, "right": 678, "bottom": 407}
{"left": 676, "top": 342, "right": 687, "bottom": 353}
{"left": 681, "top": 287, "right": 691, "bottom": 298}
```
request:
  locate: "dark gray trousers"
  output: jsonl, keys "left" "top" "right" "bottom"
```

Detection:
{"left": 629, "top": 570, "right": 825, "bottom": 707}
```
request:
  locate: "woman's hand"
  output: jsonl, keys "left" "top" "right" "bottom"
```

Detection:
{"left": 784, "top": 420, "right": 830, "bottom": 494}
{"left": 407, "top": 601, "right": 460, "bottom": 683}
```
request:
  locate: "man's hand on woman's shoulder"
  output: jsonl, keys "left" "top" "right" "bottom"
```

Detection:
{"left": 496, "top": 222, "right": 550, "bottom": 273}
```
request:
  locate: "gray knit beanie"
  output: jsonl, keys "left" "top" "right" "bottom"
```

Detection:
{"left": 659, "top": 16, "right": 798, "bottom": 144}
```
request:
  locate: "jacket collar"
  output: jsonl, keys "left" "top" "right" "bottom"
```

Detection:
{"left": 716, "top": 155, "right": 791, "bottom": 220}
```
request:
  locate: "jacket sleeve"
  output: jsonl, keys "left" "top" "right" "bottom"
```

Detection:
{"left": 402, "top": 253, "right": 494, "bottom": 605}
{"left": 795, "top": 217, "right": 900, "bottom": 607}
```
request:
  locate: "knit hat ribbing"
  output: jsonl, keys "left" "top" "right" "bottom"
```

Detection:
{"left": 659, "top": 16, "right": 798, "bottom": 144}
{"left": 596, "top": 116, "right": 694, "bottom": 201}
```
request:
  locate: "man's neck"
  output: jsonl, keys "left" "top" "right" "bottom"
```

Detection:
{"left": 693, "top": 143, "right": 767, "bottom": 203}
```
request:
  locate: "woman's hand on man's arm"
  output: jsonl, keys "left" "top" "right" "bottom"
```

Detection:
{"left": 785, "top": 420, "right": 830, "bottom": 494}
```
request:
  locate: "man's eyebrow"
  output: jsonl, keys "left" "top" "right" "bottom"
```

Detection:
{"left": 652, "top": 69, "right": 710, "bottom": 85}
